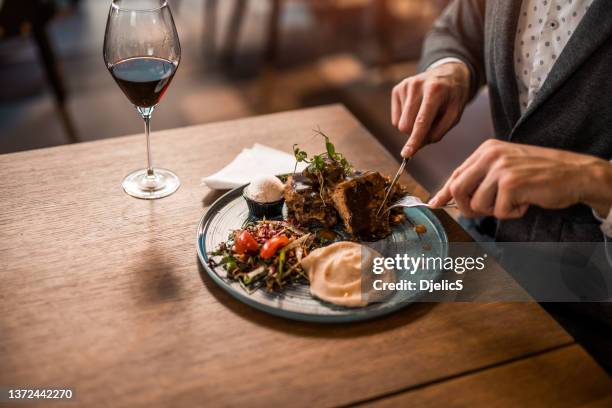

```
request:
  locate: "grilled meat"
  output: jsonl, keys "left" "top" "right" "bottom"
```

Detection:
{"left": 284, "top": 174, "right": 338, "bottom": 227}
{"left": 284, "top": 161, "right": 408, "bottom": 240}
{"left": 331, "top": 171, "right": 390, "bottom": 240}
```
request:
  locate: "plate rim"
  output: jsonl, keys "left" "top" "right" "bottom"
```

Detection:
{"left": 195, "top": 183, "right": 449, "bottom": 323}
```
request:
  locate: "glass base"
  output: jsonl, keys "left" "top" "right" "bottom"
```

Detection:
{"left": 122, "top": 168, "right": 180, "bottom": 200}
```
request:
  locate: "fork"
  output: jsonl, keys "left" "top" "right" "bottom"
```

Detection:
{"left": 385, "top": 194, "right": 457, "bottom": 212}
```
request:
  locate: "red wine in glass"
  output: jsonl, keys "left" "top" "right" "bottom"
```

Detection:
{"left": 110, "top": 57, "right": 177, "bottom": 108}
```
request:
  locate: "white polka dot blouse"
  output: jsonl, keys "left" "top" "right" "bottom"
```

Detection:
{"left": 514, "top": 0, "right": 594, "bottom": 113}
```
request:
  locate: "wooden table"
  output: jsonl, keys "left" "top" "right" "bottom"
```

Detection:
{"left": 1, "top": 105, "right": 610, "bottom": 407}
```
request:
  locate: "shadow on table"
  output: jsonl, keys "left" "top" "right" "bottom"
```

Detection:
{"left": 196, "top": 256, "right": 436, "bottom": 338}
{"left": 127, "top": 200, "right": 185, "bottom": 305}
{"left": 132, "top": 248, "right": 183, "bottom": 304}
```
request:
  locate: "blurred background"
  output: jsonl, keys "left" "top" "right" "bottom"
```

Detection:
{"left": 0, "top": 0, "right": 492, "bottom": 192}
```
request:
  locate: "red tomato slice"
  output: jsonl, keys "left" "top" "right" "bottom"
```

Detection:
{"left": 234, "top": 230, "right": 259, "bottom": 254}
{"left": 260, "top": 235, "right": 290, "bottom": 259}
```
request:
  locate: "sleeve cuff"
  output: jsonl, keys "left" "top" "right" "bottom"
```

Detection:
{"left": 426, "top": 57, "right": 467, "bottom": 71}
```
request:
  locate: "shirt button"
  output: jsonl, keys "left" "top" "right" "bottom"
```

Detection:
{"left": 546, "top": 19, "right": 559, "bottom": 30}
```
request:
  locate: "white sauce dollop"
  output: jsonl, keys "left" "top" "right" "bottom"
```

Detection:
{"left": 245, "top": 176, "right": 285, "bottom": 203}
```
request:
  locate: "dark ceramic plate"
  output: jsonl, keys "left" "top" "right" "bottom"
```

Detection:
{"left": 196, "top": 184, "right": 448, "bottom": 323}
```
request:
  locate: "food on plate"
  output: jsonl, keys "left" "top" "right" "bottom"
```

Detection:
{"left": 243, "top": 175, "right": 285, "bottom": 218}
{"left": 301, "top": 242, "right": 395, "bottom": 307}
{"left": 209, "top": 219, "right": 334, "bottom": 293}
{"left": 233, "top": 230, "right": 259, "bottom": 254}
{"left": 284, "top": 174, "right": 338, "bottom": 226}
{"left": 260, "top": 235, "right": 290, "bottom": 259}
{"left": 331, "top": 171, "right": 390, "bottom": 239}
{"left": 245, "top": 175, "right": 285, "bottom": 202}
{"left": 208, "top": 131, "right": 414, "bottom": 306}
{"left": 414, "top": 224, "right": 427, "bottom": 234}
{"left": 287, "top": 131, "right": 407, "bottom": 240}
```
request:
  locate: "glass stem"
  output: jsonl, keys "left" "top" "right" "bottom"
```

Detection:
{"left": 144, "top": 115, "right": 153, "bottom": 175}
{"left": 138, "top": 106, "right": 155, "bottom": 176}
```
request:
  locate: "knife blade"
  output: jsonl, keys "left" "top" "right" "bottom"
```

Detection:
{"left": 376, "top": 157, "right": 409, "bottom": 216}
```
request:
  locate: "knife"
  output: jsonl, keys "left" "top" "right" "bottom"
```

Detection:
{"left": 376, "top": 157, "right": 409, "bottom": 216}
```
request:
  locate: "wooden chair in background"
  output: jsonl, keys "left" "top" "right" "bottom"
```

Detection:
{"left": 0, "top": 0, "right": 78, "bottom": 143}
{"left": 203, "top": 0, "right": 449, "bottom": 68}
{"left": 205, "top": 0, "right": 348, "bottom": 67}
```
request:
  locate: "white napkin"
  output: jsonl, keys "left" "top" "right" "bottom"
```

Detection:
{"left": 202, "top": 144, "right": 307, "bottom": 190}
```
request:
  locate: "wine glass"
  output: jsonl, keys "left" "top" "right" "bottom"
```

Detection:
{"left": 103, "top": 0, "right": 181, "bottom": 199}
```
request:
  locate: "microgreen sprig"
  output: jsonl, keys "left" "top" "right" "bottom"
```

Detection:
{"left": 292, "top": 128, "right": 353, "bottom": 204}
{"left": 293, "top": 128, "right": 352, "bottom": 176}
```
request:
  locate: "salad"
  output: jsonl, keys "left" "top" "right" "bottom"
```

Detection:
{"left": 208, "top": 219, "right": 334, "bottom": 293}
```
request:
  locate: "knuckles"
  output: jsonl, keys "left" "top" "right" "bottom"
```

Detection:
{"left": 480, "top": 139, "right": 504, "bottom": 154}
{"left": 498, "top": 172, "right": 520, "bottom": 191}
{"left": 492, "top": 156, "right": 512, "bottom": 173}
{"left": 391, "top": 76, "right": 426, "bottom": 112}
{"left": 406, "top": 78, "right": 420, "bottom": 95}
{"left": 424, "top": 81, "right": 442, "bottom": 95}
{"left": 450, "top": 168, "right": 462, "bottom": 180}
{"left": 470, "top": 198, "right": 490, "bottom": 215}
{"left": 449, "top": 181, "right": 466, "bottom": 199}
{"left": 415, "top": 115, "right": 428, "bottom": 125}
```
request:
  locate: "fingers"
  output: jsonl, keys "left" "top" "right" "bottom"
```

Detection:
{"left": 429, "top": 147, "right": 487, "bottom": 207}
{"left": 391, "top": 77, "right": 444, "bottom": 158}
{"left": 429, "top": 139, "right": 544, "bottom": 219}
{"left": 427, "top": 105, "right": 461, "bottom": 143}
{"left": 429, "top": 141, "right": 504, "bottom": 211}
{"left": 469, "top": 170, "right": 498, "bottom": 216}
{"left": 391, "top": 85, "right": 402, "bottom": 127}
{"left": 448, "top": 164, "right": 489, "bottom": 217}
{"left": 391, "top": 63, "right": 473, "bottom": 158}
{"left": 391, "top": 80, "right": 415, "bottom": 129}
{"left": 430, "top": 159, "right": 488, "bottom": 216}
{"left": 398, "top": 82, "right": 421, "bottom": 135}
{"left": 430, "top": 174, "right": 453, "bottom": 207}
{"left": 402, "top": 89, "right": 441, "bottom": 157}
{"left": 494, "top": 179, "right": 529, "bottom": 219}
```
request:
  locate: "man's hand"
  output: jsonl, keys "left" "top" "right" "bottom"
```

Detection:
{"left": 429, "top": 139, "right": 612, "bottom": 219}
{"left": 391, "top": 62, "right": 471, "bottom": 157}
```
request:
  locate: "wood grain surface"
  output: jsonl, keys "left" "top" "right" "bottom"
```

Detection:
{"left": 0, "top": 105, "right": 608, "bottom": 407}
{"left": 365, "top": 345, "right": 612, "bottom": 408}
